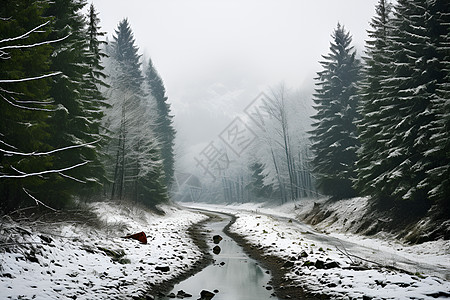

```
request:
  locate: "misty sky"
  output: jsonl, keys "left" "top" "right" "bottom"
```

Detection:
{"left": 90, "top": 0, "right": 379, "bottom": 172}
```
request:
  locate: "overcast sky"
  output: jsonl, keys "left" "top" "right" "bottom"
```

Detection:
{"left": 89, "top": 0, "right": 379, "bottom": 172}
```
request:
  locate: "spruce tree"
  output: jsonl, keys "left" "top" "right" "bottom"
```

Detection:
{"left": 420, "top": 0, "right": 450, "bottom": 214}
{"left": 0, "top": 0, "right": 54, "bottom": 212}
{"left": 358, "top": 0, "right": 448, "bottom": 212}
{"left": 44, "top": 0, "right": 106, "bottom": 206}
{"left": 310, "top": 24, "right": 361, "bottom": 200}
{"left": 144, "top": 58, "right": 176, "bottom": 188}
{"left": 105, "top": 19, "right": 168, "bottom": 205}
{"left": 355, "top": 0, "right": 393, "bottom": 197}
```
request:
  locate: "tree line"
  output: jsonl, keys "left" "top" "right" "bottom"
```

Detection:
{"left": 195, "top": 0, "right": 448, "bottom": 224}
{"left": 0, "top": 0, "right": 175, "bottom": 213}
{"left": 310, "top": 0, "right": 449, "bottom": 218}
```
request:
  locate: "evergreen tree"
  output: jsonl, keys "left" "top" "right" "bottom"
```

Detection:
{"left": 357, "top": 0, "right": 448, "bottom": 212}
{"left": 44, "top": 0, "right": 106, "bottom": 206}
{"left": 310, "top": 24, "right": 361, "bottom": 200}
{"left": 104, "top": 19, "right": 168, "bottom": 205}
{"left": 0, "top": 0, "right": 55, "bottom": 212}
{"left": 144, "top": 58, "right": 176, "bottom": 188}
{"left": 355, "top": 0, "right": 393, "bottom": 197}
{"left": 78, "top": 3, "right": 110, "bottom": 200}
{"left": 427, "top": 0, "right": 450, "bottom": 214}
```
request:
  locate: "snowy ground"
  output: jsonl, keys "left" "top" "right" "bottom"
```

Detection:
{"left": 183, "top": 201, "right": 450, "bottom": 299}
{"left": 0, "top": 201, "right": 207, "bottom": 300}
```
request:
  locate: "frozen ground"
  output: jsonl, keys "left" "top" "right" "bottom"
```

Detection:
{"left": 183, "top": 201, "right": 450, "bottom": 299}
{"left": 0, "top": 201, "right": 207, "bottom": 300}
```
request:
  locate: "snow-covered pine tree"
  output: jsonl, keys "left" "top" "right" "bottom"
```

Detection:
{"left": 0, "top": 0, "right": 55, "bottom": 212}
{"left": 44, "top": 0, "right": 107, "bottom": 205}
{"left": 359, "top": 0, "right": 448, "bottom": 212}
{"left": 355, "top": 0, "right": 393, "bottom": 197}
{"left": 144, "top": 58, "right": 176, "bottom": 189}
{"left": 310, "top": 23, "right": 361, "bottom": 200}
{"left": 76, "top": 3, "right": 110, "bottom": 201}
{"left": 421, "top": 0, "right": 450, "bottom": 214}
{"left": 104, "top": 19, "right": 168, "bottom": 205}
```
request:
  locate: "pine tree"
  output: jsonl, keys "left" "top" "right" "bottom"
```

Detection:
{"left": 421, "top": 0, "right": 450, "bottom": 214}
{"left": 310, "top": 24, "right": 361, "bottom": 200}
{"left": 0, "top": 0, "right": 54, "bottom": 212}
{"left": 43, "top": 0, "right": 105, "bottom": 206}
{"left": 104, "top": 19, "right": 168, "bottom": 205}
{"left": 358, "top": 0, "right": 448, "bottom": 212}
{"left": 77, "top": 3, "right": 110, "bottom": 200}
{"left": 144, "top": 58, "right": 176, "bottom": 189}
{"left": 355, "top": 0, "right": 393, "bottom": 197}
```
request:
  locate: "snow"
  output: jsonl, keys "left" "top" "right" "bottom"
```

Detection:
{"left": 183, "top": 200, "right": 450, "bottom": 299}
{"left": 0, "top": 201, "right": 207, "bottom": 300}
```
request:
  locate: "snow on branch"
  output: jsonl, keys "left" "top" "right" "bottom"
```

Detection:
{"left": 0, "top": 71, "right": 62, "bottom": 83}
{"left": 0, "top": 139, "right": 100, "bottom": 157}
{"left": 0, "top": 93, "right": 57, "bottom": 112}
{"left": 0, "top": 161, "right": 89, "bottom": 179}
{"left": 22, "top": 188, "right": 58, "bottom": 212}
{"left": 0, "top": 34, "right": 70, "bottom": 51}
{"left": 0, "top": 21, "right": 50, "bottom": 44}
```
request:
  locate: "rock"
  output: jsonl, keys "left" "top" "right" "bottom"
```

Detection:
{"left": 212, "top": 246, "right": 221, "bottom": 255}
{"left": 213, "top": 290, "right": 219, "bottom": 293}
{"left": 324, "top": 261, "right": 340, "bottom": 269}
{"left": 314, "top": 260, "right": 325, "bottom": 269}
{"left": 168, "top": 292, "right": 176, "bottom": 298}
{"left": 123, "top": 231, "right": 147, "bottom": 244}
{"left": 177, "top": 290, "right": 192, "bottom": 298}
{"left": 300, "top": 250, "right": 308, "bottom": 258}
{"left": 265, "top": 286, "right": 273, "bottom": 290}
{"left": 39, "top": 235, "right": 53, "bottom": 244}
{"left": 146, "top": 295, "right": 155, "bottom": 300}
{"left": 283, "top": 261, "right": 295, "bottom": 268}
{"left": 212, "top": 235, "right": 223, "bottom": 244}
{"left": 155, "top": 266, "right": 170, "bottom": 272}
{"left": 219, "top": 262, "right": 225, "bottom": 266}
{"left": 302, "top": 260, "right": 314, "bottom": 267}
{"left": 199, "top": 290, "right": 215, "bottom": 300}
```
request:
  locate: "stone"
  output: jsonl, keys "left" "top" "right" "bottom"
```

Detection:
{"left": 212, "top": 246, "right": 221, "bottom": 255}
{"left": 168, "top": 292, "right": 176, "bottom": 298}
{"left": 155, "top": 266, "right": 170, "bottom": 272}
{"left": 199, "top": 290, "right": 215, "bottom": 300}
{"left": 283, "top": 261, "right": 294, "bottom": 268}
{"left": 314, "top": 260, "right": 325, "bottom": 269}
{"left": 212, "top": 235, "right": 223, "bottom": 244}
{"left": 300, "top": 250, "right": 308, "bottom": 258}
{"left": 324, "top": 261, "right": 340, "bottom": 269}
{"left": 177, "top": 290, "right": 192, "bottom": 298}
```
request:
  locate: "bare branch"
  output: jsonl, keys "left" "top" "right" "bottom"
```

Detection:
{"left": 0, "top": 139, "right": 100, "bottom": 157}
{"left": 0, "top": 93, "right": 56, "bottom": 112}
{"left": 0, "top": 161, "right": 89, "bottom": 179}
{"left": 0, "top": 21, "right": 50, "bottom": 44}
{"left": 22, "top": 188, "right": 58, "bottom": 212}
{"left": 0, "top": 34, "right": 70, "bottom": 51}
{"left": 0, "top": 71, "right": 62, "bottom": 83}
{"left": 58, "top": 172, "right": 86, "bottom": 183}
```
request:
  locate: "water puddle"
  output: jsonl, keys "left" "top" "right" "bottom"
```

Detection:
{"left": 158, "top": 213, "right": 279, "bottom": 299}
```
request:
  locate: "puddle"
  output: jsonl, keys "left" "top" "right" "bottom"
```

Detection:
{"left": 158, "top": 213, "right": 279, "bottom": 299}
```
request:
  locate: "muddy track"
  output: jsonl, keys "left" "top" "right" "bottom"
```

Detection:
{"left": 222, "top": 214, "right": 328, "bottom": 300}
{"left": 145, "top": 212, "right": 222, "bottom": 298}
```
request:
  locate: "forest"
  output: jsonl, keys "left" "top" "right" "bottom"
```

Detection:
{"left": 1, "top": 1, "right": 449, "bottom": 299}
{"left": 0, "top": 0, "right": 449, "bottom": 229}
{"left": 1, "top": 0, "right": 175, "bottom": 213}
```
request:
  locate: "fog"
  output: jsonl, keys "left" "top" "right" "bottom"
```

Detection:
{"left": 90, "top": 0, "right": 378, "bottom": 173}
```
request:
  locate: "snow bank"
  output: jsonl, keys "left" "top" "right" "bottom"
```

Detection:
{"left": 0, "top": 201, "right": 207, "bottom": 300}
{"left": 184, "top": 202, "right": 450, "bottom": 299}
